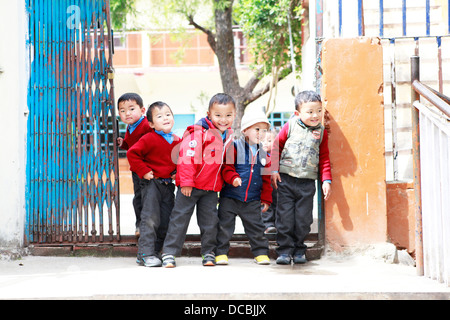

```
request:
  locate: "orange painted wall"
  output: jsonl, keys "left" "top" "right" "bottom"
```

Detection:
{"left": 322, "top": 38, "right": 387, "bottom": 248}
{"left": 386, "top": 182, "right": 415, "bottom": 252}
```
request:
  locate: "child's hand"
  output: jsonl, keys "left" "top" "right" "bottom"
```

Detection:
{"left": 143, "top": 171, "right": 154, "bottom": 180}
{"left": 181, "top": 186, "right": 193, "bottom": 197}
{"left": 271, "top": 172, "right": 281, "bottom": 189}
{"left": 322, "top": 182, "right": 331, "bottom": 200}
{"left": 232, "top": 177, "right": 242, "bottom": 187}
{"left": 117, "top": 137, "right": 123, "bottom": 147}
{"left": 261, "top": 202, "right": 270, "bottom": 213}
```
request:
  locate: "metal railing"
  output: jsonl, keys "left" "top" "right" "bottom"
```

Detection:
{"left": 338, "top": 0, "right": 450, "bottom": 37}
{"left": 411, "top": 56, "right": 450, "bottom": 286}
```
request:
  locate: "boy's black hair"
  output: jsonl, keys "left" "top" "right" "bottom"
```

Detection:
{"left": 294, "top": 90, "right": 322, "bottom": 111}
{"left": 208, "top": 93, "right": 236, "bottom": 111}
{"left": 117, "top": 93, "right": 144, "bottom": 108}
{"left": 147, "top": 101, "right": 173, "bottom": 122}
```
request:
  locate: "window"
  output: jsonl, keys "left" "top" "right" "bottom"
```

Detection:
{"left": 268, "top": 112, "right": 292, "bottom": 130}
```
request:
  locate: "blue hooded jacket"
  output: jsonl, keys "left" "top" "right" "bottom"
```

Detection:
{"left": 221, "top": 137, "right": 271, "bottom": 203}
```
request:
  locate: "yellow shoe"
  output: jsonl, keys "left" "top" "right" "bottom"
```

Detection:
{"left": 254, "top": 255, "right": 270, "bottom": 265}
{"left": 215, "top": 255, "right": 228, "bottom": 265}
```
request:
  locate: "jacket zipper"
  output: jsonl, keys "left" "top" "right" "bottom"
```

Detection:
{"left": 244, "top": 152, "right": 257, "bottom": 202}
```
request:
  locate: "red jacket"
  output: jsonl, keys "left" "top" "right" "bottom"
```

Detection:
{"left": 176, "top": 117, "right": 234, "bottom": 192}
{"left": 127, "top": 131, "right": 181, "bottom": 179}
{"left": 120, "top": 119, "right": 152, "bottom": 151}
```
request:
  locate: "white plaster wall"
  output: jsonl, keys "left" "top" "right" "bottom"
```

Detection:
{"left": 0, "top": 0, "right": 28, "bottom": 248}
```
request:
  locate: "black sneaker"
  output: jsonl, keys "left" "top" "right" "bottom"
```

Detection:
{"left": 202, "top": 253, "right": 216, "bottom": 266}
{"left": 276, "top": 254, "right": 292, "bottom": 265}
{"left": 293, "top": 253, "right": 307, "bottom": 264}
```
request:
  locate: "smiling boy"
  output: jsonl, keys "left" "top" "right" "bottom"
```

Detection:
{"left": 161, "top": 93, "right": 236, "bottom": 268}
{"left": 271, "top": 91, "right": 332, "bottom": 265}
{"left": 127, "top": 101, "right": 181, "bottom": 267}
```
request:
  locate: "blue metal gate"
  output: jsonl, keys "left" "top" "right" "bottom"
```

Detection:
{"left": 26, "top": 0, "right": 120, "bottom": 244}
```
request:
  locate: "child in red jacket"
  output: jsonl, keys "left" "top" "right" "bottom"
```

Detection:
{"left": 161, "top": 93, "right": 236, "bottom": 268}
{"left": 127, "top": 101, "right": 181, "bottom": 267}
{"left": 117, "top": 93, "right": 151, "bottom": 237}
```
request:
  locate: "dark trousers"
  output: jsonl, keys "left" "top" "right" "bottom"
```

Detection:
{"left": 132, "top": 172, "right": 143, "bottom": 228}
{"left": 138, "top": 179, "right": 174, "bottom": 256}
{"left": 217, "top": 197, "right": 269, "bottom": 257}
{"left": 162, "top": 188, "right": 219, "bottom": 256}
{"left": 276, "top": 173, "right": 316, "bottom": 256}
{"left": 261, "top": 188, "right": 277, "bottom": 229}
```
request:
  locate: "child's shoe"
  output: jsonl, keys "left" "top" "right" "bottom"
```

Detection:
{"left": 136, "top": 254, "right": 162, "bottom": 267}
{"left": 293, "top": 253, "right": 307, "bottom": 264}
{"left": 162, "top": 254, "right": 176, "bottom": 268}
{"left": 202, "top": 253, "right": 216, "bottom": 266}
{"left": 264, "top": 226, "right": 277, "bottom": 234}
{"left": 254, "top": 255, "right": 270, "bottom": 265}
{"left": 215, "top": 255, "right": 229, "bottom": 265}
{"left": 276, "top": 254, "right": 292, "bottom": 265}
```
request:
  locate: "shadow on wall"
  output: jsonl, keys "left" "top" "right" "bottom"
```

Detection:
{"left": 325, "top": 111, "right": 356, "bottom": 234}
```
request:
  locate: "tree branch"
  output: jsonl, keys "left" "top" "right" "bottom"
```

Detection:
{"left": 187, "top": 15, "right": 217, "bottom": 53}
{"left": 245, "top": 63, "right": 293, "bottom": 105}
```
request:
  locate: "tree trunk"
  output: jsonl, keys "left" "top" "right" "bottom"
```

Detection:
{"left": 214, "top": 0, "right": 247, "bottom": 134}
{"left": 212, "top": 0, "right": 292, "bottom": 135}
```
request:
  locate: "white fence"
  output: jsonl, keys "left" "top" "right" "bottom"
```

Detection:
{"left": 414, "top": 101, "right": 450, "bottom": 286}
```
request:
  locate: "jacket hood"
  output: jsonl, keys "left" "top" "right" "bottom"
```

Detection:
{"left": 184, "top": 117, "right": 215, "bottom": 134}
{"left": 184, "top": 117, "right": 234, "bottom": 138}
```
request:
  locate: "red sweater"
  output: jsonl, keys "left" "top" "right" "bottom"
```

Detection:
{"left": 272, "top": 120, "right": 332, "bottom": 182}
{"left": 120, "top": 120, "right": 152, "bottom": 151}
{"left": 127, "top": 131, "right": 181, "bottom": 179}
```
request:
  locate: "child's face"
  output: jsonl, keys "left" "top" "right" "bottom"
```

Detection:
{"left": 149, "top": 105, "right": 174, "bottom": 134}
{"left": 118, "top": 100, "right": 146, "bottom": 125}
{"left": 207, "top": 102, "right": 236, "bottom": 133}
{"left": 262, "top": 132, "right": 275, "bottom": 152}
{"left": 295, "top": 101, "right": 322, "bottom": 127}
{"left": 243, "top": 122, "right": 269, "bottom": 145}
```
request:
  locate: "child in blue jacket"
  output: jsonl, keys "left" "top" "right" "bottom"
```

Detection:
{"left": 216, "top": 110, "right": 273, "bottom": 265}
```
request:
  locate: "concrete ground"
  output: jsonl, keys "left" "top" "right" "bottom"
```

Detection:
{"left": 0, "top": 252, "right": 449, "bottom": 300}
{"left": 2, "top": 195, "right": 449, "bottom": 301}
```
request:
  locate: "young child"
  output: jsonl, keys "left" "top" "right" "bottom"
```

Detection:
{"left": 216, "top": 110, "right": 273, "bottom": 265}
{"left": 261, "top": 129, "right": 278, "bottom": 234}
{"left": 161, "top": 93, "right": 236, "bottom": 268}
{"left": 127, "top": 101, "right": 181, "bottom": 267}
{"left": 117, "top": 93, "right": 152, "bottom": 237}
{"left": 271, "top": 91, "right": 332, "bottom": 265}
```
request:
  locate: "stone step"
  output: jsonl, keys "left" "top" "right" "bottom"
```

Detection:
{"left": 27, "top": 233, "right": 323, "bottom": 260}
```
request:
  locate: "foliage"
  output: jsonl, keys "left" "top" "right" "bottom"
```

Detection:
{"left": 235, "top": 0, "right": 303, "bottom": 78}
{"left": 109, "top": 0, "right": 137, "bottom": 30}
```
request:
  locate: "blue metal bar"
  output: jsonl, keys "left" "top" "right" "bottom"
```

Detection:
{"left": 426, "top": 0, "right": 430, "bottom": 36}
{"left": 25, "top": 0, "right": 34, "bottom": 242}
{"left": 338, "top": 0, "right": 342, "bottom": 37}
{"left": 402, "top": 0, "right": 407, "bottom": 36}
{"left": 379, "top": 0, "right": 384, "bottom": 37}
{"left": 358, "top": 0, "right": 364, "bottom": 36}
